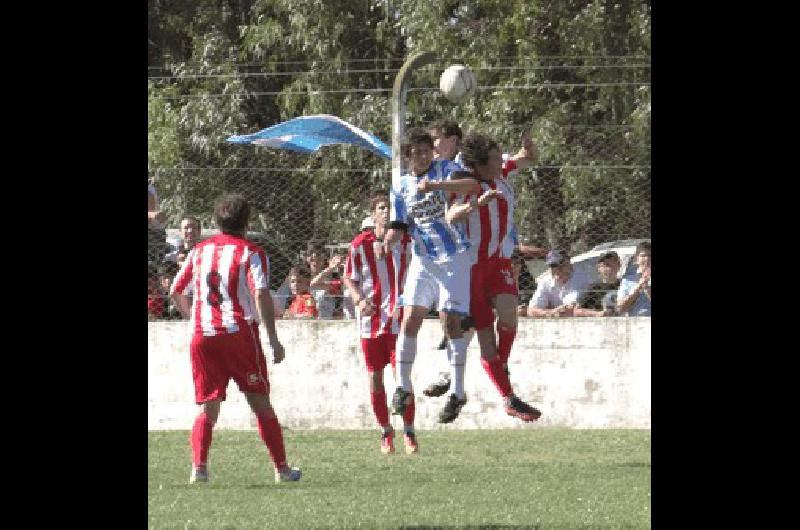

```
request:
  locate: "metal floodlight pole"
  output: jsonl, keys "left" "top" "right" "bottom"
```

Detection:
{"left": 391, "top": 51, "right": 436, "bottom": 187}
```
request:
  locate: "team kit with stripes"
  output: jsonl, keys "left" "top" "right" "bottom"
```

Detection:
{"left": 169, "top": 140, "right": 540, "bottom": 477}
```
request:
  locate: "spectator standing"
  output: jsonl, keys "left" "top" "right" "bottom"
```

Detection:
{"left": 527, "top": 250, "right": 592, "bottom": 317}
{"left": 617, "top": 241, "right": 651, "bottom": 316}
{"left": 166, "top": 216, "right": 202, "bottom": 262}
{"left": 574, "top": 251, "right": 622, "bottom": 317}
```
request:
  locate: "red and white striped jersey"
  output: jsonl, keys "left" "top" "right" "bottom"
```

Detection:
{"left": 171, "top": 234, "right": 270, "bottom": 336}
{"left": 345, "top": 231, "right": 412, "bottom": 338}
{"left": 459, "top": 159, "right": 520, "bottom": 262}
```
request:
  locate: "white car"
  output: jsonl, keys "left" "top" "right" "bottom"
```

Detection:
{"left": 530, "top": 238, "right": 650, "bottom": 286}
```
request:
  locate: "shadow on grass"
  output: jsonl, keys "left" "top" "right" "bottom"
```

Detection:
{"left": 396, "top": 526, "right": 541, "bottom": 529}
{"left": 615, "top": 461, "right": 651, "bottom": 468}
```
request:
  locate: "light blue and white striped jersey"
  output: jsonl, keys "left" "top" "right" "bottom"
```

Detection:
{"left": 390, "top": 159, "right": 470, "bottom": 263}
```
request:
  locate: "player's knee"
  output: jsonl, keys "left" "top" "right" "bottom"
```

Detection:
{"left": 444, "top": 316, "right": 463, "bottom": 338}
{"left": 202, "top": 403, "right": 220, "bottom": 423}
{"left": 497, "top": 315, "right": 517, "bottom": 331}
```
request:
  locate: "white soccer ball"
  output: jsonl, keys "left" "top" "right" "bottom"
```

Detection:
{"left": 439, "top": 65, "right": 476, "bottom": 104}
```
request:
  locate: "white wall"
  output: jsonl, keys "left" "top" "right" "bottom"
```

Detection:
{"left": 148, "top": 318, "right": 650, "bottom": 430}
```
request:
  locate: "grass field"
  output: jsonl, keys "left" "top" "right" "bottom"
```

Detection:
{"left": 148, "top": 429, "right": 650, "bottom": 529}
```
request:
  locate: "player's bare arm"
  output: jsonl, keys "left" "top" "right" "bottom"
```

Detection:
{"left": 256, "top": 288, "right": 285, "bottom": 364}
{"left": 446, "top": 189, "right": 503, "bottom": 224}
{"left": 342, "top": 276, "right": 375, "bottom": 317}
{"left": 509, "top": 131, "right": 538, "bottom": 171}
{"left": 417, "top": 175, "right": 482, "bottom": 196}
{"left": 171, "top": 291, "right": 192, "bottom": 319}
{"left": 383, "top": 225, "right": 405, "bottom": 256}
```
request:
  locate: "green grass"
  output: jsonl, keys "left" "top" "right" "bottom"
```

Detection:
{"left": 149, "top": 429, "right": 650, "bottom": 529}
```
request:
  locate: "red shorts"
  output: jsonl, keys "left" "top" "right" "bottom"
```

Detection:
{"left": 360, "top": 333, "right": 397, "bottom": 373}
{"left": 190, "top": 321, "right": 270, "bottom": 404}
{"left": 470, "top": 257, "right": 518, "bottom": 330}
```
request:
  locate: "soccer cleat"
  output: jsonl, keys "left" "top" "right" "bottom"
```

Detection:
{"left": 423, "top": 372, "right": 451, "bottom": 398}
{"left": 189, "top": 466, "right": 209, "bottom": 484}
{"left": 391, "top": 387, "right": 412, "bottom": 415}
{"left": 504, "top": 395, "right": 542, "bottom": 422}
{"left": 404, "top": 432, "right": 419, "bottom": 455}
{"left": 275, "top": 464, "right": 302, "bottom": 483}
{"left": 381, "top": 429, "right": 396, "bottom": 454}
{"left": 438, "top": 394, "right": 468, "bottom": 424}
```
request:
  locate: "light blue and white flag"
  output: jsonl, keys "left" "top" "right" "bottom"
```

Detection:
{"left": 226, "top": 114, "right": 391, "bottom": 160}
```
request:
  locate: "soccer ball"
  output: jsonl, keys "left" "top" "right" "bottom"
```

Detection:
{"left": 439, "top": 65, "right": 476, "bottom": 104}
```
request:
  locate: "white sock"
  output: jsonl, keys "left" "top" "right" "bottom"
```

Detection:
{"left": 449, "top": 337, "right": 467, "bottom": 399}
{"left": 396, "top": 334, "right": 417, "bottom": 392}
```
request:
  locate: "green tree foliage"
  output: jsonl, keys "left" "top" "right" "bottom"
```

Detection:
{"left": 149, "top": 0, "right": 650, "bottom": 275}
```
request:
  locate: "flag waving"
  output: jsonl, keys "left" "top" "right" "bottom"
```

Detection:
{"left": 226, "top": 114, "right": 391, "bottom": 160}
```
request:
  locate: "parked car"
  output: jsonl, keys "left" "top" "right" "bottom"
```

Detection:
{"left": 530, "top": 238, "right": 651, "bottom": 286}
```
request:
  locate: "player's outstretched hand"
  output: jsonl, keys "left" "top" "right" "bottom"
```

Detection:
{"left": 271, "top": 341, "right": 286, "bottom": 364}
{"left": 477, "top": 188, "right": 503, "bottom": 206}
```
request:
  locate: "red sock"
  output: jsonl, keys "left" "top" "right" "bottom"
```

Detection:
{"left": 255, "top": 412, "right": 287, "bottom": 469}
{"left": 496, "top": 323, "right": 517, "bottom": 365}
{"left": 370, "top": 389, "right": 390, "bottom": 427}
{"left": 190, "top": 412, "right": 214, "bottom": 467}
{"left": 403, "top": 393, "right": 415, "bottom": 427}
{"left": 481, "top": 356, "right": 512, "bottom": 398}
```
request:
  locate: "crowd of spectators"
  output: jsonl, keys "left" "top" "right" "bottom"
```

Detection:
{"left": 149, "top": 184, "right": 650, "bottom": 322}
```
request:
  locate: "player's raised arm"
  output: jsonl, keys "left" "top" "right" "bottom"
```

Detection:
{"left": 508, "top": 130, "right": 538, "bottom": 171}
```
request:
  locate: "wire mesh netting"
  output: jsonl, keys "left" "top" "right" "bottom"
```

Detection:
{"left": 148, "top": 58, "right": 650, "bottom": 320}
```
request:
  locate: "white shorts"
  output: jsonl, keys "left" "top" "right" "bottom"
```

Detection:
{"left": 398, "top": 252, "right": 471, "bottom": 316}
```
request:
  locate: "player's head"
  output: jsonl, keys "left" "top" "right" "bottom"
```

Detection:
{"left": 213, "top": 193, "right": 249, "bottom": 236}
{"left": 460, "top": 133, "right": 503, "bottom": 181}
{"left": 180, "top": 216, "right": 201, "bottom": 247}
{"left": 402, "top": 128, "right": 435, "bottom": 176}
{"left": 289, "top": 264, "right": 312, "bottom": 295}
{"left": 597, "top": 251, "right": 621, "bottom": 282}
{"left": 429, "top": 119, "right": 462, "bottom": 161}
{"left": 368, "top": 189, "right": 390, "bottom": 229}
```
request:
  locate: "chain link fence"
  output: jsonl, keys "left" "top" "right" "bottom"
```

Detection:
{"left": 148, "top": 63, "right": 650, "bottom": 320}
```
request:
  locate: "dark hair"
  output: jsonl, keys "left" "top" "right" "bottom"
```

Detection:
{"left": 598, "top": 251, "right": 620, "bottom": 264}
{"left": 401, "top": 127, "right": 434, "bottom": 157}
{"left": 429, "top": 119, "right": 463, "bottom": 140}
{"left": 180, "top": 215, "right": 201, "bottom": 230}
{"left": 368, "top": 189, "right": 389, "bottom": 211}
{"left": 459, "top": 133, "right": 500, "bottom": 169}
{"left": 635, "top": 241, "right": 651, "bottom": 255}
{"left": 213, "top": 193, "right": 249, "bottom": 235}
{"left": 289, "top": 264, "right": 312, "bottom": 279}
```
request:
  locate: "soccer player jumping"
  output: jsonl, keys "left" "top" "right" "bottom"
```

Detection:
{"left": 384, "top": 128, "right": 501, "bottom": 424}
{"left": 170, "top": 193, "right": 302, "bottom": 484}
{"left": 343, "top": 190, "right": 416, "bottom": 454}
{"left": 418, "top": 133, "right": 542, "bottom": 422}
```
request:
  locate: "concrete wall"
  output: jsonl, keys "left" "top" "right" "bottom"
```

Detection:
{"left": 148, "top": 318, "right": 650, "bottom": 430}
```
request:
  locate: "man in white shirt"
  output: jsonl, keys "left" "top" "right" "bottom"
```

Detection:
{"left": 527, "top": 250, "right": 592, "bottom": 317}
